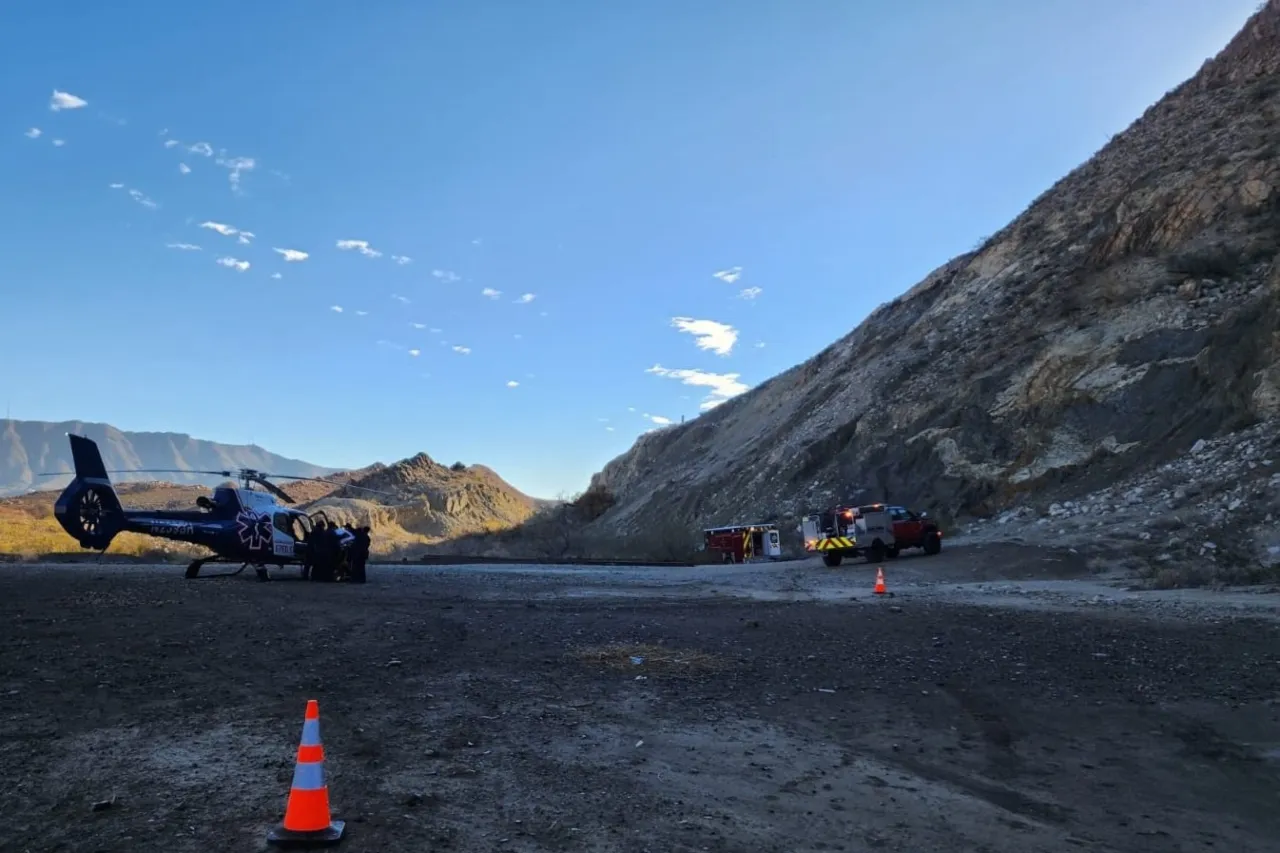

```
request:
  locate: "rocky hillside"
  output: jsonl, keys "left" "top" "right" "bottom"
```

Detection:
{"left": 1, "top": 419, "right": 336, "bottom": 496}
{"left": 302, "top": 453, "right": 544, "bottom": 543}
{"left": 581, "top": 2, "right": 1280, "bottom": 578}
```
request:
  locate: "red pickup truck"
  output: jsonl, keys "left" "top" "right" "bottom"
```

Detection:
{"left": 857, "top": 504, "right": 942, "bottom": 558}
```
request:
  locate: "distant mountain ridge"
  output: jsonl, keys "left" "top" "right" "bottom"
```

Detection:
{"left": 0, "top": 419, "right": 339, "bottom": 497}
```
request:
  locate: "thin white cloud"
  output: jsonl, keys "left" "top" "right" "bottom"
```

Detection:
{"left": 392, "top": 294, "right": 410, "bottom": 304}
{"left": 336, "top": 239, "right": 382, "bottom": 258}
{"left": 330, "top": 305, "right": 344, "bottom": 313}
{"left": 273, "top": 248, "right": 309, "bottom": 262}
{"left": 216, "top": 257, "right": 250, "bottom": 272}
{"left": 108, "top": 183, "right": 124, "bottom": 189}
{"left": 646, "top": 364, "right": 750, "bottom": 410}
{"left": 188, "top": 142, "right": 213, "bottom": 157}
{"left": 216, "top": 153, "right": 255, "bottom": 193}
{"left": 408, "top": 349, "right": 421, "bottom": 357}
{"left": 166, "top": 242, "right": 202, "bottom": 251}
{"left": 627, "top": 407, "right": 636, "bottom": 412}
{"left": 24, "top": 128, "right": 41, "bottom": 139}
{"left": 355, "top": 310, "right": 368, "bottom": 316}
{"left": 739, "top": 286, "right": 762, "bottom": 299}
{"left": 506, "top": 380, "right": 519, "bottom": 388}
{"left": 516, "top": 293, "right": 535, "bottom": 304}
{"left": 712, "top": 266, "right": 742, "bottom": 284}
{"left": 51, "top": 139, "right": 65, "bottom": 147}
{"left": 670, "top": 317, "right": 738, "bottom": 356}
{"left": 200, "top": 221, "right": 240, "bottom": 237}
{"left": 755, "top": 342, "right": 766, "bottom": 348}
{"left": 236, "top": 231, "right": 255, "bottom": 245}
{"left": 647, "top": 414, "right": 673, "bottom": 426}
{"left": 605, "top": 426, "right": 615, "bottom": 432}
{"left": 429, "top": 327, "right": 442, "bottom": 334}
{"left": 271, "top": 272, "right": 283, "bottom": 280}
{"left": 411, "top": 322, "right": 426, "bottom": 329}
{"left": 128, "top": 188, "right": 158, "bottom": 209}
{"left": 178, "top": 163, "right": 191, "bottom": 175}
{"left": 432, "top": 269, "right": 460, "bottom": 282}
{"left": 452, "top": 345, "right": 471, "bottom": 355}
{"left": 481, "top": 287, "right": 501, "bottom": 299}
{"left": 392, "top": 255, "right": 412, "bottom": 265}
{"left": 163, "top": 139, "right": 180, "bottom": 149}
{"left": 49, "top": 90, "right": 88, "bottom": 112}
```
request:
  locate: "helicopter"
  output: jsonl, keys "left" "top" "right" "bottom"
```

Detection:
{"left": 49, "top": 433, "right": 391, "bottom": 582}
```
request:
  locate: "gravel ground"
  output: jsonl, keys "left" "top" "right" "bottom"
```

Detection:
{"left": 2, "top": 542, "right": 1279, "bottom": 852}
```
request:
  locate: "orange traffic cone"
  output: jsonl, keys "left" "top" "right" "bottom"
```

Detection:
{"left": 873, "top": 567, "right": 888, "bottom": 595}
{"left": 267, "top": 699, "right": 346, "bottom": 847}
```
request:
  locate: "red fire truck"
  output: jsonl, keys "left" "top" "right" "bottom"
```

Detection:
{"left": 702, "top": 523, "right": 783, "bottom": 563}
{"left": 801, "top": 503, "right": 942, "bottom": 567}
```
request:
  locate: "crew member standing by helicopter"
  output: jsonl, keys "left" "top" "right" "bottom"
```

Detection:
{"left": 349, "top": 526, "right": 371, "bottom": 584}
{"left": 309, "top": 518, "right": 333, "bottom": 581}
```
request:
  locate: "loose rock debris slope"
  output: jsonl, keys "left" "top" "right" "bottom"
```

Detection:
{"left": 2, "top": 559, "right": 1278, "bottom": 852}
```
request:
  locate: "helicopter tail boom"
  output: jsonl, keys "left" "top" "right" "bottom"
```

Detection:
{"left": 54, "top": 434, "right": 127, "bottom": 550}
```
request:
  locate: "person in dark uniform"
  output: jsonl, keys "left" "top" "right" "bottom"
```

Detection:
{"left": 350, "top": 526, "right": 371, "bottom": 584}
{"left": 310, "top": 519, "right": 333, "bottom": 582}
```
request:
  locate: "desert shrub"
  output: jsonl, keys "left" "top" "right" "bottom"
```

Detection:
{"left": 450, "top": 462, "right": 467, "bottom": 472}
{"left": 572, "top": 487, "right": 616, "bottom": 522}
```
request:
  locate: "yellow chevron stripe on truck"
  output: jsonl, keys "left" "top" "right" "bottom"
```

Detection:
{"left": 814, "top": 537, "right": 855, "bottom": 550}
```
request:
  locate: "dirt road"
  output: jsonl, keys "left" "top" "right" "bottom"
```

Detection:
{"left": 2, "top": 542, "right": 1279, "bottom": 852}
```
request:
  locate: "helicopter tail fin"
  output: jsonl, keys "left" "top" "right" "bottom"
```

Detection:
{"left": 54, "top": 434, "right": 126, "bottom": 550}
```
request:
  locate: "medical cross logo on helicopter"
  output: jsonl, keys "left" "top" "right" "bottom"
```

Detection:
{"left": 46, "top": 433, "right": 388, "bottom": 583}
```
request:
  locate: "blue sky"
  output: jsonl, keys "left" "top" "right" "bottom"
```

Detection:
{"left": 0, "top": 0, "right": 1261, "bottom": 499}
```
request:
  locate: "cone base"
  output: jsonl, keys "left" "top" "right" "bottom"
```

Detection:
{"left": 266, "top": 819, "right": 346, "bottom": 847}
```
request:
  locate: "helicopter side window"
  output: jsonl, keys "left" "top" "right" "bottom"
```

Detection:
{"left": 272, "top": 513, "right": 294, "bottom": 536}
{"left": 290, "top": 515, "right": 311, "bottom": 541}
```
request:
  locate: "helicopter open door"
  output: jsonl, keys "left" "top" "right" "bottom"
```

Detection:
{"left": 271, "top": 511, "right": 310, "bottom": 559}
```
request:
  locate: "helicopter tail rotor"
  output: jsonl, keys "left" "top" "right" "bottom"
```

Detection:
{"left": 54, "top": 434, "right": 127, "bottom": 550}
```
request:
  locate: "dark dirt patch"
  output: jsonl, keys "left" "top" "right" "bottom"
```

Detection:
{"left": 1, "top": 564, "right": 1278, "bottom": 852}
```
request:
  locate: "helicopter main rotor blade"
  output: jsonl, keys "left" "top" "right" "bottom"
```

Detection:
{"left": 247, "top": 474, "right": 296, "bottom": 505}
{"left": 35, "top": 468, "right": 234, "bottom": 477}
{"left": 264, "top": 474, "right": 399, "bottom": 498}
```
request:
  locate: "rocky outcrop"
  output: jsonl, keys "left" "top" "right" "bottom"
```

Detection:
{"left": 313, "top": 452, "right": 541, "bottom": 540}
{"left": 581, "top": 1, "right": 1280, "bottom": 574}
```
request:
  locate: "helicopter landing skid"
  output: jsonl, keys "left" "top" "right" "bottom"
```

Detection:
{"left": 184, "top": 557, "right": 251, "bottom": 580}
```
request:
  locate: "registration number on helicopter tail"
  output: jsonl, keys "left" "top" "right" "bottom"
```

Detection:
{"left": 147, "top": 520, "right": 194, "bottom": 536}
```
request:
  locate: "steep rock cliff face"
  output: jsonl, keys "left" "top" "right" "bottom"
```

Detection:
{"left": 586, "top": 2, "right": 1280, "bottom": 556}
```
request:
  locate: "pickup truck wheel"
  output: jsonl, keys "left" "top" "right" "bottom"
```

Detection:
{"left": 886, "top": 546, "right": 900, "bottom": 559}
{"left": 923, "top": 532, "right": 942, "bottom": 555}
{"left": 867, "top": 541, "right": 886, "bottom": 563}
{"left": 822, "top": 553, "right": 843, "bottom": 568}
